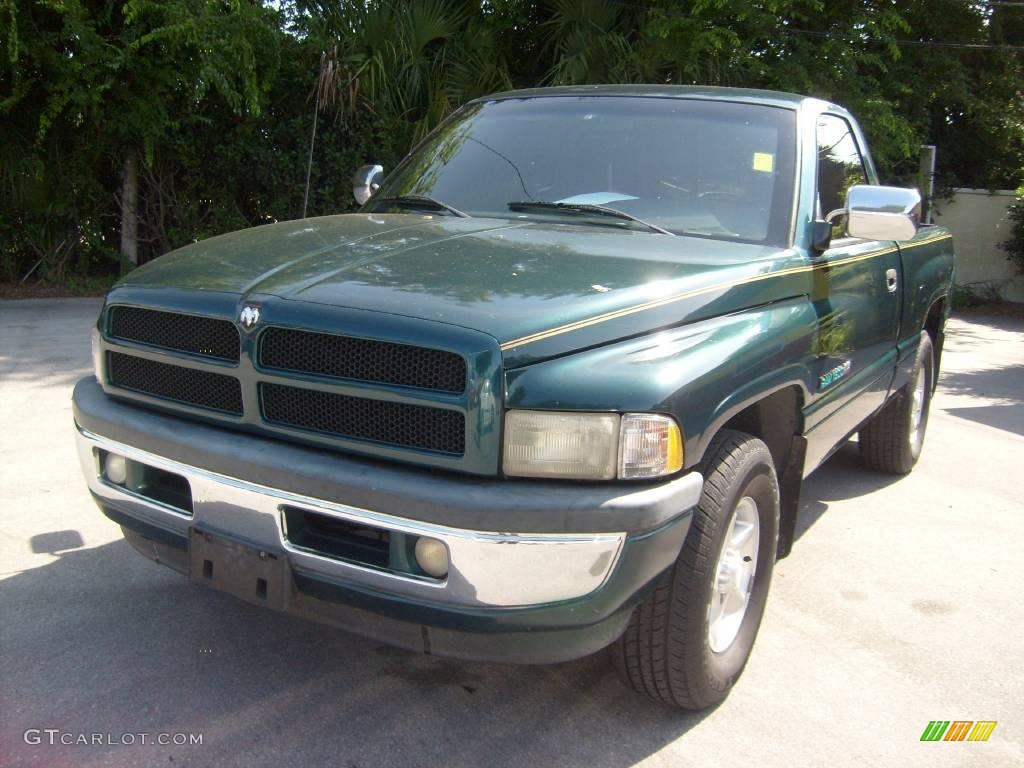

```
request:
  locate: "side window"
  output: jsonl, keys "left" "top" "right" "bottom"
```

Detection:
{"left": 816, "top": 115, "right": 867, "bottom": 221}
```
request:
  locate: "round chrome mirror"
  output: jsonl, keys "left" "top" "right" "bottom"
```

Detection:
{"left": 353, "top": 164, "right": 384, "bottom": 205}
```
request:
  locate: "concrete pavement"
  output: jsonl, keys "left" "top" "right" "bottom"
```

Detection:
{"left": 1, "top": 298, "right": 1021, "bottom": 767}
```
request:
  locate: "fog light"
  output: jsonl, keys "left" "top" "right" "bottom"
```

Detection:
{"left": 414, "top": 537, "right": 449, "bottom": 579}
{"left": 104, "top": 453, "right": 128, "bottom": 485}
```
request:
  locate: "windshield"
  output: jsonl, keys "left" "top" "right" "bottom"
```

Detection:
{"left": 369, "top": 96, "right": 797, "bottom": 246}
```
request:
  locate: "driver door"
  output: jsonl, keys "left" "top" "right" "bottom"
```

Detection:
{"left": 803, "top": 113, "right": 902, "bottom": 469}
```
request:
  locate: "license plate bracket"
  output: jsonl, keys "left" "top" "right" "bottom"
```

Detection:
{"left": 188, "top": 528, "right": 290, "bottom": 611}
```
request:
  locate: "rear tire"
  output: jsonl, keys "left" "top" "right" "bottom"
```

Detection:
{"left": 860, "top": 331, "right": 934, "bottom": 474}
{"left": 614, "top": 430, "right": 780, "bottom": 710}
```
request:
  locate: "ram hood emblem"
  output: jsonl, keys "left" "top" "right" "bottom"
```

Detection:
{"left": 239, "top": 305, "right": 261, "bottom": 329}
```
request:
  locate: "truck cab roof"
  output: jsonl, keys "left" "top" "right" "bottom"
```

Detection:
{"left": 475, "top": 84, "right": 840, "bottom": 113}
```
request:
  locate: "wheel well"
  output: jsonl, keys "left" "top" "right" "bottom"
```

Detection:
{"left": 923, "top": 297, "right": 946, "bottom": 388}
{"left": 719, "top": 387, "right": 806, "bottom": 559}
{"left": 720, "top": 387, "right": 802, "bottom": 478}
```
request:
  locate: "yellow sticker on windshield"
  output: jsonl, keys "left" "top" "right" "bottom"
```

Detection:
{"left": 753, "top": 152, "right": 774, "bottom": 173}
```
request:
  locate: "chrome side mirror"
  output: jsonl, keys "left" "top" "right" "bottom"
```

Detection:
{"left": 829, "top": 184, "right": 921, "bottom": 242}
{"left": 352, "top": 164, "right": 384, "bottom": 205}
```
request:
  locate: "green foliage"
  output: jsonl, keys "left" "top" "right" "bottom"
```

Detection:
{"left": 0, "top": 0, "right": 281, "bottom": 280}
{"left": 301, "top": 0, "right": 514, "bottom": 146}
{"left": 1003, "top": 185, "right": 1024, "bottom": 275}
{"left": 953, "top": 281, "right": 1007, "bottom": 308}
{"left": 123, "top": 30, "right": 403, "bottom": 257}
{"left": 2, "top": 0, "right": 1023, "bottom": 286}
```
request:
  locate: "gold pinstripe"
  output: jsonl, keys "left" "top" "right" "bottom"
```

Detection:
{"left": 499, "top": 234, "right": 951, "bottom": 351}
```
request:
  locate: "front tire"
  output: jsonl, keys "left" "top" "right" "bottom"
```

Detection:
{"left": 614, "top": 430, "right": 780, "bottom": 710}
{"left": 859, "top": 331, "right": 934, "bottom": 474}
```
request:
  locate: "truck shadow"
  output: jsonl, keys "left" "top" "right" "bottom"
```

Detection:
{"left": 793, "top": 441, "right": 902, "bottom": 543}
{"left": 938, "top": 363, "right": 1024, "bottom": 403}
{"left": 948, "top": 310, "right": 1024, "bottom": 336}
{"left": 0, "top": 537, "right": 708, "bottom": 768}
{"left": 2, "top": 446, "right": 937, "bottom": 768}
{"left": 935, "top": 363, "right": 1024, "bottom": 438}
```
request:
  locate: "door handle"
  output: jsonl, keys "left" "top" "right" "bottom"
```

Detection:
{"left": 885, "top": 268, "right": 898, "bottom": 293}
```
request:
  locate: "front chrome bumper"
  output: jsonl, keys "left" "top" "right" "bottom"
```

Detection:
{"left": 76, "top": 426, "right": 629, "bottom": 608}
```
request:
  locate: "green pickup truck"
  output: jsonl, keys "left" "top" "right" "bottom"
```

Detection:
{"left": 73, "top": 85, "right": 954, "bottom": 710}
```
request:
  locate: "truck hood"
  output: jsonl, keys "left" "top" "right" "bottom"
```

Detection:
{"left": 118, "top": 213, "right": 799, "bottom": 366}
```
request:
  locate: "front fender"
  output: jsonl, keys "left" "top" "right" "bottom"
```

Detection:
{"left": 504, "top": 298, "right": 819, "bottom": 469}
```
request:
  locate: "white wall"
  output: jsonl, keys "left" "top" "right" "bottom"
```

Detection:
{"left": 932, "top": 188, "right": 1024, "bottom": 303}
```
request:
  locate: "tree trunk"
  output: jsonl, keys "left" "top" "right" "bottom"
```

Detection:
{"left": 120, "top": 153, "right": 138, "bottom": 274}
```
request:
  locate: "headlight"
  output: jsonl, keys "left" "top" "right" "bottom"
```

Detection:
{"left": 503, "top": 410, "right": 683, "bottom": 480}
{"left": 503, "top": 411, "right": 620, "bottom": 479}
{"left": 91, "top": 327, "right": 103, "bottom": 382}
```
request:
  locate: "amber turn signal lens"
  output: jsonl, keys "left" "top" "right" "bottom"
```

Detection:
{"left": 618, "top": 414, "right": 684, "bottom": 479}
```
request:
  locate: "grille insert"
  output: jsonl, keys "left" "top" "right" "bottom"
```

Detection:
{"left": 109, "top": 306, "right": 240, "bottom": 362}
{"left": 260, "top": 327, "right": 465, "bottom": 393}
{"left": 108, "top": 352, "right": 243, "bottom": 415}
{"left": 261, "top": 383, "right": 464, "bottom": 454}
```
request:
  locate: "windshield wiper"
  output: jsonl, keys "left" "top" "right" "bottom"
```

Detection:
{"left": 507, "top": 201, "right": 673, "bottom": 235}
{"left": 373, "top": 195, "right": 469, "bottom": 218}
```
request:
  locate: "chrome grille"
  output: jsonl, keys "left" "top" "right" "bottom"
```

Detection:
{"left": 260, "top": 327, "right": 465, "bottom": 393}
